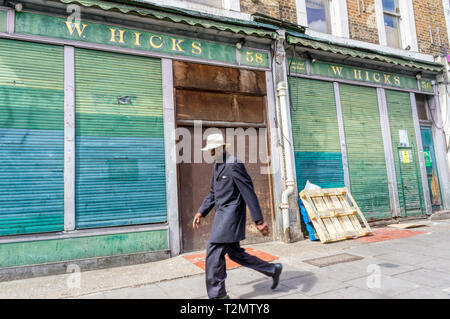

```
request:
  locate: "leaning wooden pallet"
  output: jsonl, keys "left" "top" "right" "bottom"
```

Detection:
{"left": 299, "top": 187, "right": 372, "bottom": 244}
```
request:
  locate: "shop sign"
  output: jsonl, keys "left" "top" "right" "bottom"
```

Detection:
{"left": 288, "top": 58, "right": 434, "bottom": 93}
{"left": 14, "top": 11, "right": 270, "bottom": 68}
{"left": 288, "top": 58, "right": 307, "bottom": 74}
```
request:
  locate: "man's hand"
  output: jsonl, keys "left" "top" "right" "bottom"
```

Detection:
{"left": 256, "top": 222, "right": 269, "bottom": 237}
{"left": 192, "top": 212, "right": 203, "bottom": 230}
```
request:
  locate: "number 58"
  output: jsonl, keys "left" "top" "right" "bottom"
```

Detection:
{"left": 246, "top": 51, "right": 264, "bottom": 64}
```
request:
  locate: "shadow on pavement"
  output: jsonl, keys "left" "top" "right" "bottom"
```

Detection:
{"left": 236, "top": 271, "right": 316, "bottom": 299}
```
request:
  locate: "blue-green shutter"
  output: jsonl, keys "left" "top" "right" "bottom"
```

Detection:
{"left": 289, "top": 77, "right": 345, "bottom": 191}
{"left": 0, "top": 39, "right": 64, "bottom": 235}
{"left": 75, "top": 48, "right": 167, "bottom": 228}
{"left": 339, "top": 84, "right": 391, "bottom": 219}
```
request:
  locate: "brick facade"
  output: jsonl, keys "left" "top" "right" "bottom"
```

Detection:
{"left": 413, "top": 0, "right": 449, "bottom": 56}
{"left": 237, "top": 0, "right": 449, "bottom": 57}
{"left": 346, "top": 0, "right": 379, "bottom": 44}
{"left": 240, "top": 0, "right": 297, "bottom": 24}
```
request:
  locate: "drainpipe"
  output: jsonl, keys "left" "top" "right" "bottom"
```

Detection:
{"left": 277, "top": 81, "right": 295, "bottom": 242}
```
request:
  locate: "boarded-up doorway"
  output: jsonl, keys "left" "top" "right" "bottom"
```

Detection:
{"left": 174, "top": 61, "right": 274, "bottom": 252}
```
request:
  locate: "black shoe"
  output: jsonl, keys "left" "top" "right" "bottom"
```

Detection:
{"left": 215, "top": 295, "right": 230, "bottom": 299}
{"left": 271, "top": 263, "right": 283, "bottom": 290}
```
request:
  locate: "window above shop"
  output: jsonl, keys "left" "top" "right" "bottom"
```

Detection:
{"left": 306, "top": 0, "right": 331, "bottom": 34}
{"left": 297, "top": 0, "right": 350, "bottom": 38}
{"left": 375, "top": 0, "right": 418, "bottom": 52}
{"left": 382, "top": 0, "right": 401, "bottom": 49}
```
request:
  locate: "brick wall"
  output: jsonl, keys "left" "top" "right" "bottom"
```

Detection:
{"left": 240, "top": 0, "right": 297, "bottom": 24}
{"left": 346, "top": 0, "right": 379, "bottom": 44}
{"left": 413, "top": 0, "right": 449, "bottom": 56}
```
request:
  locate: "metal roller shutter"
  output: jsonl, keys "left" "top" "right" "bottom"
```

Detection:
{"left": 339, "top": 84, "right": 391, "bottom": 219}
{"left": 0, "top": 39, "right": 64, "bottom": 235}
{"left": 385, "top": 90, "right": 424, "bottom": 216}
{"left": 75, "top": 48, "right": 167, "bottom": 228}
{"left": 289, "top": 77, "right": 344, "bottom": 191}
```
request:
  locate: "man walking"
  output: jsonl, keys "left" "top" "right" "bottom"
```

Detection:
{"left": 192, "top": 133, "right": 283, "bottom": 299}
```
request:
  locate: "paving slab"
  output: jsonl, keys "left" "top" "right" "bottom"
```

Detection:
{"left": 376, "top": 251, "right": 435, "bottom": 266}
{"left": 157, "top": 275, "right": 208, "bottom": 299}
{"left": 416, "top": 257, "right": 450, "bottom": 273}
{"left": 281, "top": 274, "right": 351, "bottom": 297}
{"left": 311, "top": 264, "right": 368, "bottom": 282}
{"left": 77, "top": 283, "right": 170, "bottom": 299}
{"left": 228, "top": 281, "right": 296, "bottom": 299}
{"left": 312, "top": 286, "right": 386, "bottom": 299}
{"left": 224, "top": 267, "right": 267, "bottom": 287}
{"left": 393, "top": 287, "right": 450, "bottom": 299}
{"left": 394, "top": 269, "right": 450, "bottom": 289}
{"left": 346, "top": 274, "right": 421, "bottom": 297}
{"left": 343, "top": 245, "right": 395, "bottom": 258}
{"left": 275, "top": 292, "right": 312, "bottom": 299}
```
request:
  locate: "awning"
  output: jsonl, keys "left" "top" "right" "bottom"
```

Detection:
{"left": 58, "top": 0, "right": 279, "bottom": 39}
{"left": 287, "top": 34, "right": 443, "bottom": 73}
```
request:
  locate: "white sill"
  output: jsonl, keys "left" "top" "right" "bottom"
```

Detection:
{"left": 137, "top": 0, "right": 251, "bottom": 21}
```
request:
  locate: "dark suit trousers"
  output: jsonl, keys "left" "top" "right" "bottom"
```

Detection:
{"left": 205, "top": 242, "right": 277, "bottom": 299}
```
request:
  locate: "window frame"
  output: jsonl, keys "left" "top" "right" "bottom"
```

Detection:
{"left": 383, "top": 6, "right": 402, "bottom": 49}
{"left": 305, "top": 0, "right": 332, "bottom": 34}
{"left": 375, "top": 0, "right": 418, "bottom": 51}
{"left": 297, "top": 0, "right": 350, "bottom": 38}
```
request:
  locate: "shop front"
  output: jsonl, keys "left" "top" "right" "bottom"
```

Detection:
{"left": 286, "top": 34, "right": 450, "bottom": 222}
{"left": 0, "top": 0, "right": 282, "bottom": 274}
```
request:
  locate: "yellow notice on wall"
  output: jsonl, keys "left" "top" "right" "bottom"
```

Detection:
{"left": 401, "top": 150, "right": 411, "bottom": 164}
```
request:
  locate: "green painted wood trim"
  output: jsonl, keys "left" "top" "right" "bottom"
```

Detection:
{"left": 14, "top": 11, "right": 269, "bottom": 68}
{"left": 0, "top": 229, "right": 168, "bottom": 268}
{"left": 0, "top": 10, "right": 7, "bottom": 33}
{"left": 309, "top": 61, "right": 434, "bottom": 92}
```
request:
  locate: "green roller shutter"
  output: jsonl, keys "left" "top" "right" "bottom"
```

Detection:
{"left": 339, "top": 84, "right": 391, "bottom": 219}
{"left": 0, "top": 39, "right": 64, "bottom": 235}
{"left": 289, "top": 77, "right": 344, "bottom": 191}
{"left": 385, "top": 90, "right": 424, "bottom": 216}
{"left": 75, "top": 48, "right": 167, "bottom": 228}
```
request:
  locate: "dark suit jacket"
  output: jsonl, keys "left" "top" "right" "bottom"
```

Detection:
{"left": 198, "top": 153, "right": 264, "bottom": 243}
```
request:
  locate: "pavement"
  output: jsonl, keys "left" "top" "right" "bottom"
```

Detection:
{"left": 1, "top": 218, "right": 450, "bottom": 299}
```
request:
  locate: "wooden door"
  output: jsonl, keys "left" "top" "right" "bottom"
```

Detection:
{"left": 177, "top": 126, "right": 274, "bottom": 252}
{"left": 174, "top": 61, "right": 273, "bottom": 252}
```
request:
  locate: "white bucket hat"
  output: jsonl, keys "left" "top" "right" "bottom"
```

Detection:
{"left": 201, "top": 133, "right": 230, "bottom": 152}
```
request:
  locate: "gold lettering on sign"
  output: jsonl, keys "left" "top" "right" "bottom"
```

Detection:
{"left": 192, "top": 41, "right": 202, "bottom": 55}
{"left": 134, "top": 32, "right": 142, "bottom": 46}
{"left": 64, "top": 21, "right": 88, "bottom": 38}
{"left": 365, "top": 71, "right": 370, "bottom": 81}
{"left": 331, "top": 65, "right": 343, "bottom": 76}
{"left": 384, "top": 74, "right": 392, "bottom": 85}
{"left": 354, "top": 69, "right": 362, "bottom": 80}
{"left": 373, "top": 73, "right": 381, "bottom": 82}
{"left": 109, "top": 28, "right": 125, "bottom": 43}
{"left": 150, "top": 35, "right": 163, "bottom": 49}
{"left": 171, "top": 38, "right": 185, "bottom": 52}
{"left": 394, "top": 76, "right": 401, "bottom": 85}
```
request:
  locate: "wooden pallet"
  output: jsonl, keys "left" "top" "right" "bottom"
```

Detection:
{"left": 299, "top": 187, "right": 372, "bottom": 243}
